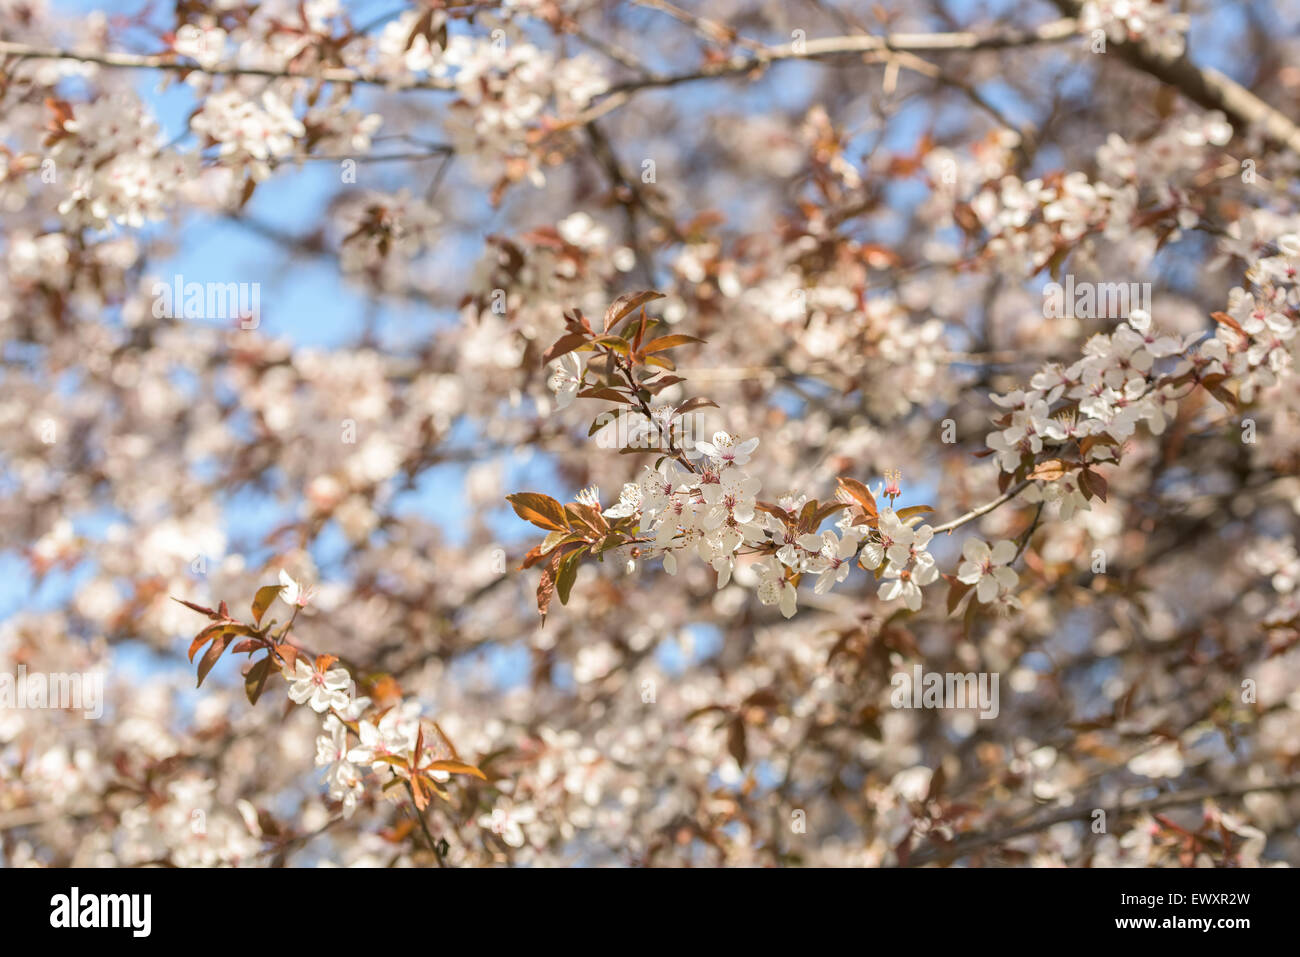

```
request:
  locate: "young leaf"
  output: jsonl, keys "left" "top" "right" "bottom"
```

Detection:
{"left": 836, "top": 477, "right": 878, "bottom": 521}
{"left": 251, "top": 584, "right": 283, "bottom": 625}
{"left": 895, "top": 505, "right": 936, "bottom": 522}
{"left": 542, "top": 331, "right": 590, "bottom": 365}
{"left": 555, "top": 547, "right": 585, "bottom": 605}
{"left": 426, "top": 760, "right": 488, "bottom": 781}
{"left": 197, "top": 631, "right": 235, "bottom": 687}
{"left": 640, "top": 334, "right": 705, "bottom": 355}
{"left": 243, "top": 655, "right": 272, "bottom": 705}
{"left": 506, "top": 493, "right": 570, "bottom": 532}
{"left": 603, "top": 291, "right": 664, "bottom": 333}
{"left": 172, "top": 597, "right": 221, "bottom": 620}
{"left": 188, "top": 623, "right": 227, "bottom": 663}
{"left": 577, "top": 386, "right": 634, "bottom": 404}
{"left": 536, "top": 555, "right": 559, "bottom": 620}
{"left": 947, "top": 578, "right": 973, "bottom": 616}
{"left": 1028, "top": 458, "right": 1071, "bottom": 482}
{"left": 675, "top": 396, "right": 718, "bottom": 415}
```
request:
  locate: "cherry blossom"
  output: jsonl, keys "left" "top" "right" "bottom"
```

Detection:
{"left": 283, "top": 659, "right": 352, "bottom": 714}
{"left": 957, "top": 540, "right": 1020, "bottom": 604}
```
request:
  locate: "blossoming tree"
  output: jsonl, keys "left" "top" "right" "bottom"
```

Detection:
{"left": 4, "top": 0, "right": 1300, "bottom": 867}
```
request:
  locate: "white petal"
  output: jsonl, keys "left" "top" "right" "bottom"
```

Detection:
{"left": 990, "top": 540, "right": 1017, "bottom": 565}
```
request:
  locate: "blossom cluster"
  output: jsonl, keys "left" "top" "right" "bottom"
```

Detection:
{"left": 932, "top": 111, "right": 1233, "bottom": 278}
{"left": 181, "top": 570, "right": 486, "bottom": 824}
{"left": 985, "top": 229, "right": 1299, "bottom": 520}
{"left": 49, "top": 94, "right": 197, "bottom": 230}
{"left": 1078, "top": 0, "right": 1191, "bottom": 58}
{"left": 529, "top": 302, "right": 1028, "bottom": 621}
{"left": 190, "top": 89, "right": 307, "bottom": 184}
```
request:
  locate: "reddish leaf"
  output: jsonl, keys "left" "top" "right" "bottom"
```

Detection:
{"left": 1210, "top": 310, "right": 1246, "bottom": 338}
{"left": 895, "top": 504, "right": 935, "bottom": 521}
{"left": 675, "top": 396, "right": 718, "bottom": 415}
{"left": 947, "top": 578, "right": 973, "bottom": 616}
{"left": 536, "top": 554, "right": 559, "bottom": 620}
{"left": 197, "top": 631, "right": 234, "bottom": 687}
{"left": 1083, "top": 468, "right": 1108, "bottom": 502}
{"left": 603, "top": 291, "right": 664, "bottom": 333}
{"left": 506, "top": 493, "right": 570, "bottom": 532}
{"left": 641, "top": 334, "right": 705, "bottom": 355}
{"left": 542, "top": 331, "right": 589, "bottom": 365}
{"left": 836, "top": 477, "right": 879, "bottom": 522}
{"left": 755, "top": 501, "right": 793, "bottom": 526}
{"left": 1028, "top": 458, "right": 1071, "bottom": 481}
{"left": 426, "top": 760, "right": 488, "bottom": 780}
{"left": 811, "top": 501, "right": 850, "bottom": 527}
{"left": 243, "top": 655, "right": 272, "bottom": 705}
{"left": 644, "top": 375, "right": 686, "bottom": 394}
{"left": 251, "top": 584, "right": 283, "bottom": 625}
{"left": 188, "top": 623, "right": 226, "bottom": 663}
{"left": 172, "top": 597, "right": 220, "bottom": 620}
{"left": 576, "top": 386, "right": 634, "bottom": 404}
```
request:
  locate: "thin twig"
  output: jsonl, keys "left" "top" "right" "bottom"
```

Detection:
{"left": 931, "top": 479, "right": 1032, "bottom": 535}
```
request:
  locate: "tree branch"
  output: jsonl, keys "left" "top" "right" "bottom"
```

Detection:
{"left": 0, "top": 19, "right": 1079, "bottom": 98}
{"left": 909, "top": 777, "right": 1300, "bottom": 866}
{"left": 930, "top": 479, "right": 1032, "bottom": 535}
{"left": 1051, "top": 0, "right": 1300, "bottom": 155}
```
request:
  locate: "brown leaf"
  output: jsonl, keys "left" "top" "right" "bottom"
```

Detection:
{"left": 946, "top": 578, "right": 973, "bottom": 616}
{"left": 409, "top": 776, "right": 429, "bottom": 812}
{"left": 795, "top": 499, "right": 816, "bottom": 529}
{"left": 555, "top": 547, "right": 585, "bottom": 606}
{"left": 1083, "top": 468, "right": 1108, "bottom": 502}
{"left": 188, "top": 623, "right": 226, "bottom": 663}
{"left": 836, "top": 477, "right": 878, "bottom": 522}
{"left": 603, "top": 291, "right": 664, "bottom": 333}
{"left": 894, "top": 504, "right": 935, "bottom": 521}
{"left": 675, "top": 396, "right": 718, "bottom": 415}
{"left": 576, "top": 386, "right": 634, "bottom": 404}
{"left": 727, "top": 717, "right": 748, "bottom": 768}
{"left": 542, "top": 331, "right": 589, "bottom": 365}
{"left": 1028, "top": 458, "right": 1071, "bottom": 481}
{"left": 251, "top": 584, "right": 283, "bottom": 625}
{"left": 644, "top": 374, "right": 686, "bottom": 394}
{"left": 536, "top": 554, "right": 559, "bottom": 620}
{"left": 640, "top": 334, "right": 705, "bottom": 355}
{"left": 1210, "top": 310, "right": 1245, "bottom": 338}
{"left": 811, "top": 501, "right": 851, "bottom": 527}
{"left": 172, "top": 597, "right": 220, "bottom": 620}
{"left": 426, "top": 760, "right": 488, "bottom": 781}
{"left": 197, "top": 631, "right": 234, "bottom": 687}
{"left": 755, "top": 501, "right": 793, "bottom": 526}
{"left": 506, "top": 492, "right": 570, "bottom": 532}
{"left": 243, "top": 655, "right": 272, "bottom": 705}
